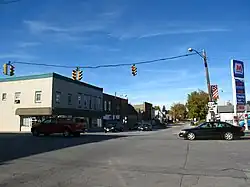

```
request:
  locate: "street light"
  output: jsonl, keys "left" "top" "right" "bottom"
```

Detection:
{"left": 188, "top": 48, "right": 212, "bottom": 102}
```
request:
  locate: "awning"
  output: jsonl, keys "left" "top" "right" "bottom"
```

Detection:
{"left": 15, "top": 107, "right": 52, "bottom": 116}
{"left": 16, "top": 107, "right": 104, "bottom": 118}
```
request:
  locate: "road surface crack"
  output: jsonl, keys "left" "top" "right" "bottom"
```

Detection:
{"left": 179, "top": 141, "right": 190, "bottom": 187}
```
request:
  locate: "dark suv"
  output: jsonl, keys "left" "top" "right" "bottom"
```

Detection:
{"left": 104, "top": 123, "right": 124, "bottom": 133}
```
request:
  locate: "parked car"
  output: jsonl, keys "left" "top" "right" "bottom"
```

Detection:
{"left": 129, "top": 123, "right": 152, "bottom": 131}
{"left": 179, "top": 121, "right": 245, "bottom": 140}
{"left": 129, "top": 123, "right": 142, "bottom": 131}
{"left": 31, "top": 117, "right": 86, "bottom": 137}
{"left": 104, "top": 123, "right": 124, "bottom": 133}
{"left": 138, "top": 124, "right": 153, "bottom": 131}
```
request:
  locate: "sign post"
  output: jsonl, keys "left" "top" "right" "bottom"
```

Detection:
{"left": 231, "top": 60, "right": 248, "bottom": 129}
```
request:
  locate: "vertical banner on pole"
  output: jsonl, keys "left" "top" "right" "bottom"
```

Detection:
{"left": 231, "top": 59, "right": 246, "bottom": 126}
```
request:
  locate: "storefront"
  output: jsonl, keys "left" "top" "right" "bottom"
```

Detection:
{"left": 16, "top": 107, "right": 104, "bottom": 131}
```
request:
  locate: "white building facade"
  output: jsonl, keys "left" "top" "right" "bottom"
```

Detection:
{"left": 0, "top": 73, "right": 103, "bottom": 132}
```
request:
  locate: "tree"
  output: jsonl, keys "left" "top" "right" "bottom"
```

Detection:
{"left": 170, "top": 103, "right": 187, "bottom": 121}
{"left": 186, "top": 90, "right": 209, "bottom": 120}
{"left": 247, "top": 101, "right": 250, "bottom": 105}
{"left": 154, "top": 106, "right": 161, "bottom": 111}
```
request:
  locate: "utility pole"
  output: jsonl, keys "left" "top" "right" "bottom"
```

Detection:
{"left": 202, "top": 50, "right": 213, "bottom": 102}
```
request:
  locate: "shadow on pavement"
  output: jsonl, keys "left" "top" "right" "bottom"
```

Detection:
{"left": 0, "top": 133, "right": 129, "bottom": 164}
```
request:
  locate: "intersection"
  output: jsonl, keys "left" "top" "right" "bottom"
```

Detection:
{"left": 0, "top": 124, "right": 250, "bottom": 187}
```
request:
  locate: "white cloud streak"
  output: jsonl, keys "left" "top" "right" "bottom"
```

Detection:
{"left": 18, "top": 42, "right": 41, "bottom": 48}
{"left": 0, "top": 52, "right": 36, "bottom": 60}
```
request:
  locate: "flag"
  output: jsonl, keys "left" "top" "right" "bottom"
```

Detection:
{"left": 211, "top": 85, "right": 219, "bottom": 100}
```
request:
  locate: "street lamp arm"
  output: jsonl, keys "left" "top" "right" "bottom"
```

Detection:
{"left": 192, "top": 49, "right": 204, "bottom": 59}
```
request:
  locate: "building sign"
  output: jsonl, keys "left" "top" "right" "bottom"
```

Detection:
{"left": 231, "top": 59, "right": 246, "bottom": 112}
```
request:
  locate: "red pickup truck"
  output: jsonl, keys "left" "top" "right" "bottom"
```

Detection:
{"left": 31, "top": 117, "right": 86, "bottom": 137}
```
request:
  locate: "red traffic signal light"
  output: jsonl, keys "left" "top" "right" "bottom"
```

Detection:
{"left": 72, "top": 69, "right": 77, "bottom": 80}
{"left": 78, "top": 70, "right": 83, "bottom": 81}
{"left": 131, "top": 64, "right": 137, "bottom": 76}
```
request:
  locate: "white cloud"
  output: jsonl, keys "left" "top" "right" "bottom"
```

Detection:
{"left": 138, "top": 28, "right": 230, "bottom": 39}
{"left": 80, "top": 44, "right": 120, "bottom": 52}
{"left": 18, "top": 42, "right": 41, "bottom": 48}
{"left": 0, "top": 52, "right": 36, "bottom": 60}
{"left": 109, "top": 22, "right": 230, "bottom": 40}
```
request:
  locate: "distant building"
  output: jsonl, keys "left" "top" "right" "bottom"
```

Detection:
{"left": 127, "top": 104, "right": 138, "bottom": 129}
{"left": 207, "top": 105, "right": 250, "bottom": 124}
{"left": 103, "top": 93, "right": 128, "bottom": 126}
{"left": 0, "top": 73, "right": 103, "bottom": 132}
{"left": 133, "top": 102, "right": 153, "bottom": 121}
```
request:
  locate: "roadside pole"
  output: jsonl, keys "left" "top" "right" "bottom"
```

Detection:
{"left": 202, "top": 50, "right": 214, "bottom": 121}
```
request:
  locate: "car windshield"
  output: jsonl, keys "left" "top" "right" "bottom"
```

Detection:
{"left": 198, "top": 122, "right": 207, "bottom": 127}
{"left": 106, "top": 124, "right": 115, "bottom": 127}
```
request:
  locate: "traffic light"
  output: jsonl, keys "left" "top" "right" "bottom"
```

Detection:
{"left": 72, "top": 69, "right": 77, "bottom": 80}
{"left": 78, "top": 70, "right": 83, "bottom": 81}
{"left": 3, "top": 63, "right": 8, "bottom": 75}
{"left": 9, "top": 65, "right": 15, "bottom": 76}
{"left": 131, "top": 64, "right": 137, "bottom": 76}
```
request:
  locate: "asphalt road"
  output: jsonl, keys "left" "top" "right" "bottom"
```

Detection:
{"left": 1, "top": 125, "right": 250, "bottom": 187}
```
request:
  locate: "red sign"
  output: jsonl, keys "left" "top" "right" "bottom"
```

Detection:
{"left": 235, "top": 63, "right": 243, "bottom": 73}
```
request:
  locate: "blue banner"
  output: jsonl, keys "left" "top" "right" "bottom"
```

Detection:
{"left": 235, "top": 78, "right": 246, "bottom": 105}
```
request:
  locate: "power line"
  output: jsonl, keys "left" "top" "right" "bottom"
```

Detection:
{"left": 12, "top": 52, "right": 199, "bottom": 69}
{"left": 0, "top": 0, "right": 21, "bottom": 4}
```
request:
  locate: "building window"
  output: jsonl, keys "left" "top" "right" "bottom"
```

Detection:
{"left": 97, "top": 97, "right": 101, "bottom": 110}
{"left": 35, "top": 91, "right": 42, "bottom": 103}
{"left": 83, "top": 94, "right": 88, "bottom": 109}
{"left": 14, "top": 92, "right": 21, "bottom": 104}
{"left": 89, "top": 96, "right": 92, "bottom": 109}
{"left": 68, "top": 94, "right": 72, "bottom": 105}
{"left": 104, "top": 101, "right": 107, "bottom": 111}
{"left": 2, "top": 93, "right": 7, "bottom": 101}
{"left": 108, "top": 101, "right": 111, "bottom": 111}
{"left": 55, "top": 91, "right": 61, "bottom": 104}
{"left": 94, "top": 96, "right": 97, "bottom": 110}
{"left": 78, "top": 93, "right": 82, "bottom": 108}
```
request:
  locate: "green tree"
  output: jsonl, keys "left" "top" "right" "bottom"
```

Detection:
{"left": 154, "top": 105, "right": 161, "bottom": 111}
{"left": 170, "top": 103, "right": 187, "bottom": 121}
{"left": 186, "top": 90, "right": 209, "bottom": 120}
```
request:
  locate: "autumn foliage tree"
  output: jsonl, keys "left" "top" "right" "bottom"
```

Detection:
{"left": 170, "top": 103, "right": 187, "bottom": 121}
{"left": 186, "top": 90, "right": 209, "bottom": 120}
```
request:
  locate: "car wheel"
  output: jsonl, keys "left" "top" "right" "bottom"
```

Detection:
{"left": 224, "top": 132, "right": 233, "bottom": 140}
{"left": 187, "top": 132, "right": 195, "bottom": 140}
{"left": 63, "top": 129, "right": 71, "bottom": 137}
{"left": 32, "top": 129, "right": 40, "bottom": 136}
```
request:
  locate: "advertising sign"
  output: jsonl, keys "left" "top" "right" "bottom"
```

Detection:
{"left": 235, "top": 78, "right": 246, "bottom": 108}
{"left": 233, "top": 60, "right": 244, "bottom": 79}
{"left": 231, "top": 60, "right": 246, "bottom": 114}
{"left": 231, "top": 59, "right": 246, "bottom": 113}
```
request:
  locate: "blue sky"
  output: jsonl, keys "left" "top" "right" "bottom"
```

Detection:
{"left": 0, "top": 0, "right": 250, "bottom": 108}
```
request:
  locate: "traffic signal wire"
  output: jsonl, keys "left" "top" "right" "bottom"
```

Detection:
{"left": 12, "top": 52, "right": 199, "bottom": 69}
